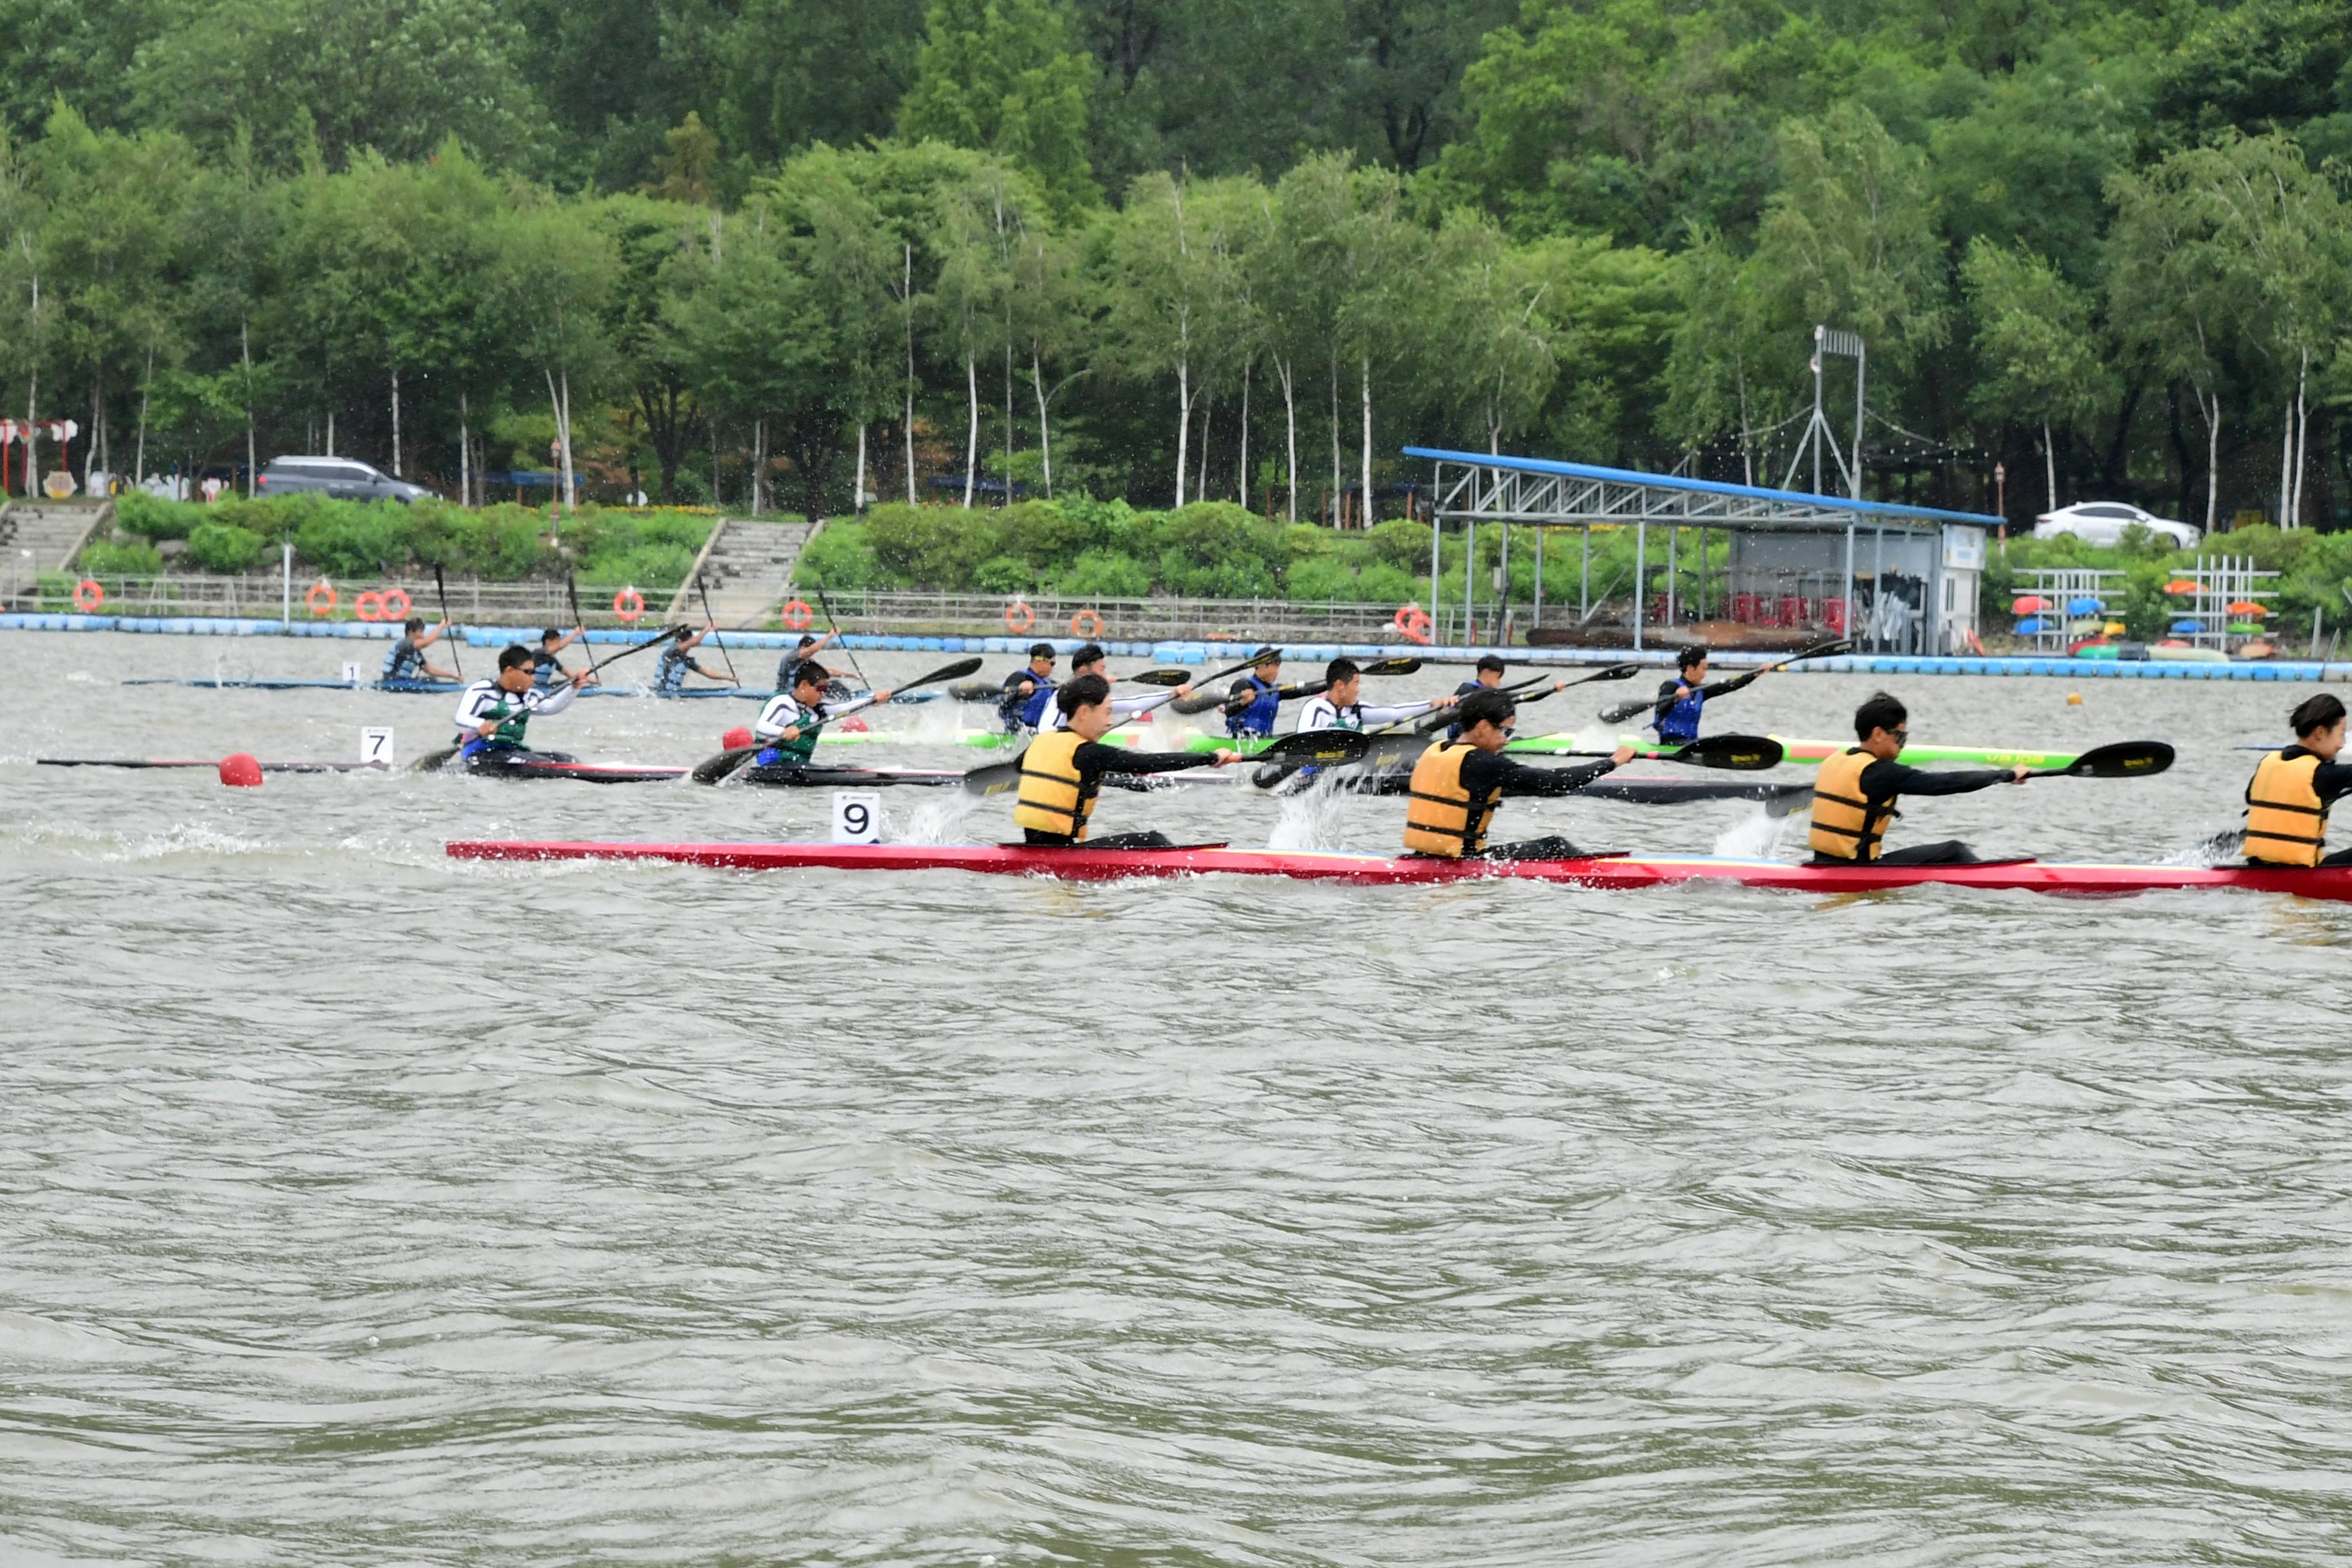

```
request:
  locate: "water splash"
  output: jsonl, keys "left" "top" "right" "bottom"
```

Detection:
{"left": 901, "top": 791, "right": 979, "bottom": 845}
{"left": 1712, "top": 804, "right": 1798, "bottom": 859}
{"left": 1264, "top": 775, "right": 1351, "bottom": 850}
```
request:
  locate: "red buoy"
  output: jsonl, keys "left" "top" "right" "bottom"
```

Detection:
{"left": 722, "top": 726, "right": 754, "bottom": 750}
{"left": 219, "top": 753, "right": 264, "bottom": 787}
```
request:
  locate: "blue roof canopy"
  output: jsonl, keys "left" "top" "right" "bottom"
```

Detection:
{"left": 1403, "top": 446, "right": 2000, "bottom": 531}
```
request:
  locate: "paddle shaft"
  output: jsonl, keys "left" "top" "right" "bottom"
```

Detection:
{"left": 696, "top": 575, "right": 741, "bottom": 685}
{"left": 814, "top": 589, "right": 871, "bottom": 689}
{"left": 1597, "top": 640, "right": 1848, "bottom": 725}
{"left": 433, "top": 565, "right": 464, "bottom": 679}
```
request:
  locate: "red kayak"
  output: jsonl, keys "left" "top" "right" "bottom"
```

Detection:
{"left": 442, "top": 840, "right": 2352, "bottom": 902}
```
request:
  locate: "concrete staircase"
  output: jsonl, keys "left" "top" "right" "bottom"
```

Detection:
{"left": 667, "top": 516, "right": 819, "bottom": 627}
{"left": 1, "top": 500, "right": 113, "bottom": 604}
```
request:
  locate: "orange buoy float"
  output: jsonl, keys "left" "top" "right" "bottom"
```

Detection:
{"left": 779, "top": 598, "right": 814, "bottom": 631}
{"left": 306, "top": 581, "right": 337, "bottom": 617}
{"left": 71, "top": 578, "right": 103, "bottom": 612}
{"left": 722, "top": 726, "right": 754, "bottom": 750}
{"left": 354, "top": 590, "right": 386, "bottom": 622}
{"left": 1068, "top": 607, "right": 1104, "bottom": 638}
{"left": 218, "top": 753, "right": 264, "bottom": 787}
{"left": 612, "top": 586, "right": 647, "bottom": 623}
{"left": 1003, "top": 600, "right": 1034, "bottom": 634}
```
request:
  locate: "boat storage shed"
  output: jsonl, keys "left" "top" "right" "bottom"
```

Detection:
{"left": 1406, "top": 447, "right": 1996, "bottom": 655}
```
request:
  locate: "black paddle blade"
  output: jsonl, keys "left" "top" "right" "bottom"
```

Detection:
{"left": 1126, "top": 668, "right": 1194, "bottom": 687}
{"left": 1171, "top": 691, "right": 1231, "bottom": 716}
{"left": 963, "top": 755, "right": 1024, "bottom": 797}
{"left": 1597, "top": 693, "right": 1663, "bottom": 724}
{"left": 412, "top": 745, "right": 462, "bottom": 773}
{"left": 1359, "top": 657, "right": 1421, "bottom": 676}
{"left": 948, "top": 681, "right": 1001, "bottom": 702}
{"left": 2039, "top": 740, "right": 2175, "bottom": 779}
{"left": 1259, "top": 730, "right": 1371, "bottom": 767}
{"left": 1582, "top": 662, "right": 1642, "bottom": 682}
{"left": 1658, "top": 734, "right": 1785, "bottom": 771}
{"left": 903, "top": 656, "right": 984, "bottom": 690}
{"left": 691, "top": 746, "right": 761, "bottom": 785}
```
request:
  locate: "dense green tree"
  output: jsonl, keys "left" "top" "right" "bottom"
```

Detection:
{"left": 1960, "top": 240, "right": 2113, "bottom": 511}
{"left": 899, "top": 0, "right": 1096, "bottom": 211}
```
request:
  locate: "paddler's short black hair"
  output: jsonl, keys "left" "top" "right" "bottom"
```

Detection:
{"left": 1071, "top": 642, "right": 1106, "bottom": 669}
{"left": 1678, "top": 645, "right": 1708, "bottom": 671}
{"left": 1028, "top": 642, "right": 1057, "bottom": 661}
{"left": 541, "top": 627, "right": 562, "bottom": 643}
{"left": 496, "top": 643, "right": 534, "bottom": 672}
{"left": 2291, "top": 692, "right": 2346, "bottom": 736}
{"left": 1854, "top": 691, "right": 1906, "bottom": 740}
{"left": 1475, "top": 654, "right": 1506, "bottom": 674}
{"left": 792, "top": 662, "right": 828, "bottom": 690}
{"left": 1326, "top": 657, "right": 1359, "bottom": 683}
{"left": 403, "top": 616, "right": 426, "bottom": 634}
{"left": 1057, "top": 672, "right": 1112, "bottom": 715}
{"left": 1455, "top": 688, "right": 1516, "bottom": 732}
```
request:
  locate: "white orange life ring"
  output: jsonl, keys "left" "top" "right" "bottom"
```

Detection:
{"left": 779, "top": 598, "right": 814, "bottom": 631}
{"left": 306, "top": 582, "right": 338, "bottom": 617}
{"left": 72, "top": 578, "right": 103, "bottom": 612}
{"left": 1004, "top": 600, "right": 1035, "bottom": 634}
{"left": 355, "top": 590, "right": 386, "bottom": 622}
{"left": 613, "top": 587, "right": 647, "bottom": 623}
{"left": 380, "top": 587, "right": 411, "bottom": 620}
{"left": 1068, "top": 608, "right": 1104, "bottom": 638}
{"left": 1392, "top": 603, "right": 1433, "bottom": 645}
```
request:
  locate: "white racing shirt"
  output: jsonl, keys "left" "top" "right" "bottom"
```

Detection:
{"left": 451, "top": 678, "right": 575, "bottom": 740}
{"left": 1042, "top": 688, "right": 1177, "bottom": 731}
{"left": 1294, "top": 694, "right": 1438, "bottom": 733}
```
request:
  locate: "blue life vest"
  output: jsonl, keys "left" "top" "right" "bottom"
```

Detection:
{"left": 383, "top": 638, "right": 425, "bottom": 683}
{"left": 1444, "top": 679, "right": 1485, "bottom": 741}
{"left": 1020, "top": 682, "right": 1057, "bottom": 729}
{"left": 655, "top": 646, "right": 691, "bottom": 694}
{"left": 1228, "top": 674, "right": 1282, "bottom": 738}
{"left": 531, "top": 649, "right": 564, "bottom": 689}
{"left": 1001, "top": 671, "right": 1055, "bottom": 731}
{"left": 1655, "top": 681, "right": 1705, "bottom": 744}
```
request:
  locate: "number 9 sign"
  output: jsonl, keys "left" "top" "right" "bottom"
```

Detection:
{"left": 830, "top": 791, "right": 881, "bottom": 845}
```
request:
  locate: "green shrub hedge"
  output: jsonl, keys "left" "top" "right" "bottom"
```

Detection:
{"left": 88, "top": 495, "right": 717, "bottom": 586}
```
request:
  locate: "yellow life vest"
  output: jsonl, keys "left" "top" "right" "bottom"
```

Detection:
{"left": 1013, "top": 729, "right": 1095, "bottom": 841}
{"left": 1808, "top": 746, "right": 1897, "bottom": 861}
{"left": 1402, "top": 740, "right": 1499, "bottom": 857}
{"left": 2244, "top": 750, "right": 2328, "bottom": 867}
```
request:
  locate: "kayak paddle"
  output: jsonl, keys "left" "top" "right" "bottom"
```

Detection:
{"left": 1394, "top": 662, "right": 1643, "bottom": 736}
{"left": 692, "top": 657, "right": 982, "bottom": 785}
{"left": 433, "top": 563, "right": 464, "bottom": 679}
{"left": 1596, "top": 638, "right": 1849, "bottom": 725}
{"left": 814, "top": 588, "right": 872, "bottom": 691}
{"left": 2024, "top": 740, "right": 2174, "bottom": 779}
{"left": 1168, "top": 647, "right": 1283, "bottom": 712}
{"left": 1535, "top": 734, "right": 1786, "bottom": 771}
{"left": 696, "top": 574, "right": 741, "bottom": 686}
{"left": 963, "top": 727, "right": 1367, "bottom": 798}
{"left": 1131, "top": 645, "right": 1280, "bottom": 689}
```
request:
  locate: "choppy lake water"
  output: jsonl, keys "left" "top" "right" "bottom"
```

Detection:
{"left": 4, "top": 631, "right": 2348, "bottom": 1564}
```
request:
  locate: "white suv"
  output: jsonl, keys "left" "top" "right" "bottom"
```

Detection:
{"left": 2032, "top": 501, "right": 2200, "bottom": 548}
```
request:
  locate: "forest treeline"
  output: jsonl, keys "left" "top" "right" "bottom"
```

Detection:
{"left": 3, "top": 0, "right": 2350, "bottom": 531}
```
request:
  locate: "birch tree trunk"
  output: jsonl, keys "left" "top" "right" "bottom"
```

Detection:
{"left": 2291, "top": 351, "right": 2309, "bottom": 529}
{"left": 2043, "top": 421, "right": 2056, "bottom": 513}
{"left": 1328, "top": 358, "right": 1339, "bottom": 525}
{"left": 1031, "top": 351, "right": 1052, "bottom": 499}
{"left": 2202, "top": 389, "right": 2220, "bottom": 534}
{"left": 326, "top": 412, "right": 335, "bottom": 457}
{"left": 459, "top": 389, "right": 470, "bottom": 507}
{"left": 23, "top": 270, "right": 37, "bottom": 496}
{"left": 135, "top": 344, "right": 153, "bottom": 487}
{"left": 963, "top": 353, "right": 978, "bottom": 509}
{"left": 903, "top": 244, "right": 917, "bottom": 504}
{"left": 389, "top": 367, "right": 402, "bottom": 478}
{"left": 1359, "top": 355, "right": 1372, "bottom": 531}
{"left": 752, "top": 416, "right": 765, "bottom": 516}
{"left": 1197, "top": 396, "right": 1211, "bottom": 499}
{"left": 854, "top": 422, "right": 867, "bottom": 513}
{"left": 2280, "top": 391, "right": 2293, "bottom": 527}
{"left": 1278, "top": 357, "right": 1297, "bottom": 522}
{"left": 1174, "top": 357, "right": 1191, "bottom": 508}
{"left": 1237, "top": 362, "right": 1250, "bottom": 508}
{"left": 240, "top": 320, "right": 255, "bottom": 496}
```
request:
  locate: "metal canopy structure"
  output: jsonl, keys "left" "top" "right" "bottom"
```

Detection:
{"left": 1403, "top": 446, "right": 2003, "bottom": 654}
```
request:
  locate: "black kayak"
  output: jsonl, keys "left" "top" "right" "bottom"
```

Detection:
{"left": 413, "top": 747, "right": 688, "bottom": 784}
{"left": 1259, "top": 763, "right": 1811, "bottom": 814}
{"left": 735, "top": 763, "right": 962, "bottom": 789}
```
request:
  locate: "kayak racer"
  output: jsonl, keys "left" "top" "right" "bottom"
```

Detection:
{"left": 2242, "top": 692, "right": 2352, "bottom": 868}
{"left": 453, "top": 645, "right": 596, "bottom": 762}
{"left": 1015, "top": 674, "right": 1240, "bottom": 848}
{"left": 750, "top": 663, "right": 894, "bottom": 769}
{"left": 998, "top": 642, "right": 1059, "bottom": 734}
{"left": 1807, "top": 691, "right": 2029, "bottom": 867}
{"left": 1039, "top": 643, "right": 1191, "bottom": 730}
{"left": 1402, "top": 689, "right": 1635, "bottom": 861}
{"left": 383, "top": 615, "right": 459, "bottom": 685}
{"left": 654, "top": 624, "right": 740, "bottom": 695}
